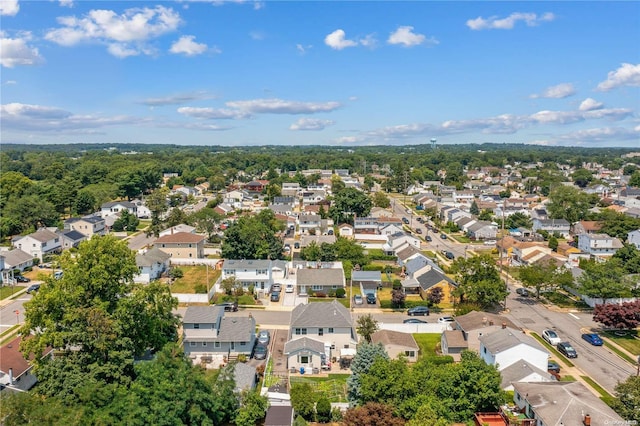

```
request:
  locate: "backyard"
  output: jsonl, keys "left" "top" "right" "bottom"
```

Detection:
{"left": 289, "top": 374, "right": 350, "bottom": 403}
{"left": 169, "top": 265, "right": 221, "bottom": 293}
{"left": 413, "top": 333, "right": 442, "bottom": 358}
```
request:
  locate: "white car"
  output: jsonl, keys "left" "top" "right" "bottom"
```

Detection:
{"left": 437, "top": 316, "right": 454, "bottom": 323}
{"left": 542, "top": 329, "right": 562, "bottom": 346}
{"left": 285, "top": 284, "right": 294, "bottom": 293}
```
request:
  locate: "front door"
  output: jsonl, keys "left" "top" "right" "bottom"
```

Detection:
{"left": 230, "top": 342, "right": 235, "bottom": 351}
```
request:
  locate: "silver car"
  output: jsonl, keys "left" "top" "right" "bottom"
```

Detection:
{"left": 258, "top": 330, "right": 270, "bottom": 346}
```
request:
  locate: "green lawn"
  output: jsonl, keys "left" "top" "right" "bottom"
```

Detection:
{"left": 289, "top": 374, "right": 350, "bottom": 403}
{"left": 413, "top": 333, "right": 441, "bottom": 358}
{"left": 170, "top": 266, "right": 221, "bottom": 293}
{"left": 542, "top": 291, "right": 590, "bottom": 309}
{"left": 0, "top": 286, "right": 25, "bottom": 299}
{"left": 602, "top": 330, "right": 640, "bottom": 356}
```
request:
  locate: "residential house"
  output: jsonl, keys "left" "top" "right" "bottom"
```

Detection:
{"left": 245, "top": 180, "right": 269, "bottom": 194}
{"left": 281, "top": 182, "right": 301, "bottom": 197}
{"left": 298, "top": 213, "right": 322, "bottom": 235}
{"left": 383, "top": 232, "right": 421, "bottom": 256}
{"left": 0, "top": 249, "right": 34, "bottom": 273}
{"left": 396, "top": 245, "right": 425, "bottom": 267}
{"left": 131, "top": 199, "right": 152, "bottom": 219}
{"left": 467, "top": 221, "right": 498, "bottom": 240}
{"left": 0, "top": 336, "right": 52, "bottom": 393}
{"left": 401, "top": 265, "right": 457, "bottom": 301}
{"left": 298, "top": 235, "right": 336, "bottom": 248}
{"left": 100, "top": 201, "right": 137, "bottom": 219}
{"left": 453, "top": 190, "right": 476, "bottom": 207}
{"left": 214, "top": 203, "right": 235, "bottom": 216}
{"left": 284, "top": 337, "right": 327, "bottom": 374}
{"left": 478, "top": 328, "right": 551, "bottom": 386}
{"left": 135, "top": 247, "right": 171, "bottom": 284}
{"left": 302, "top": 191, "right": 326, "bottom": 206}
{"left": 440, "top": 330, "right": 468, "bottom": 361}
{"left": 577, "top": 233, "right": 623, "bottom": 258}
{"left": 182, "top": 306, "right": 256, "bottom": 364}
{"left": 442, "top": 311, "right": 519, "bottom": 357}
{"left": 59, "top": 229, "right": 86, "bottom": 250}
{"left": 571, "top": 220, "right": 602, "bottom": 236}
{"left": 296, "top": 266, "right": 345, "bottom": 296}
{"left": 338, "top": 223, "right": 354, "bottom": 238}
{"left": 222, "top": 259, "right": 287, "bottom": 295}
{"left": 12, "top": 228, "right": 61, "bottom": 261}
{"left": 371, "top": 330, "right": 419, "bottom": 362}
{"left": 379, "top": 223, "right": 404, "bottom": 237}
{"left": 368, "top": 207, "right": 393, "bottom": 218}
{"left": 272, "top": 196, "right": 296, "bottom": 206}
{"left": 287, "top": 299, "right": 358, "bottom": 366}
{"left": 628, "top": 229, "right": 640, "bottom": 249}
{"left": 154, "top": 232, "right": 206, "bottom": 259}
{"left": 532, "top": 219, "right": 571, "bottom": 238}
{"left": 194, "top": 182, "right": 210, "bottom": 196}
{"left": 376, "top": 216, "right": 403, "bottom": 230}
{"left": 351, "top": 270, "right": 382, "bottom": 298}
{"left": 512, "top": 382, "right": 624, "bottom": 426}
{"left": 222, "top": 190, "right": 245, "bottom": 209}
{"left": 159, "top": 224, "right": 196, "bottom": 237}
{"left": 499, "top": 360, "right": 555, "bottom": 391}
{"left": 354, "top": 217, "right": 379, "bottom": 234}
{"left": 64, "top": 215, "right": 106, "bottom": 238}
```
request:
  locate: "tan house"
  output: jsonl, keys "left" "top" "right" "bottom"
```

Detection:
{"left": 371, "top": 330, "right": 419, "bottom": 362}
{"left": 154, "top": 232, "right": 205, "bottom": 259}
{"left": 441, "top": 311, "right": 519, "bottom": 358}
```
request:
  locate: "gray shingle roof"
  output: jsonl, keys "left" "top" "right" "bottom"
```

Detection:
{"left": 217, "top": 317, "right": 255, "bottom": 342}
{"left": 290, "top": 300, "right": 352, "bottom": 328}
{"left": 351, "top": 270, "right": 382, "bottom": 282}
{"left": 442, "top": 330, "right": 468, "bottom": 349}
{"left": 28, "top": 228, "right": 58, "bottom": 243}
{"left": 371, "top": 330, "right": 418, "bottom": 350}
{"left": 136, "top": 247, "right": 171, "bottom": 267}
{"left": 499, "top": 360, "right": 553, "bottom": 389}
{"left": 416, "top": 268, "right": 457, "bottom": 291}
{"left": 479, "top": 327, "right": 546, "bottom": 354}
{"left": 0, "top": 249, "right": 33, "bottom": 267}
{"left": 60, "top": 230, "right": 85, "bottom": 242}
{"left": 284, "top": 337, "right": 325, "bottom": 355}
{"left": 233, "top": 362, "right": 257, "bottom": 393}
{"left": 454, "top": 311, "right": 518, "bottom": 333}
{"left": 183, "top": 306, "right": 223, "bottom": 324}
{"left": 296, "top": 268, "right": 344, "bottom": 287}
{"left": 223, "top": 259, "right": 272, "bottom": 269}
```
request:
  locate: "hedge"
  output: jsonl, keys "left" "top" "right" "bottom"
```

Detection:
{"left": 380, "top": 299, "right": 431, "bottom": 310}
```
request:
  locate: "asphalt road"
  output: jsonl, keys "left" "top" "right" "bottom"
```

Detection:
{"left": 0, "top": 291, "right": 31, "bottom": 332}
{"left": 505, "top": 286, "right": 636, "bottom": 394}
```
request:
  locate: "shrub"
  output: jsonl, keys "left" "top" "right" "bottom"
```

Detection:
{"left": 194, "top": 284, "right": 208, "bottom": 294}
{"left": 315, "top": 397, "right": 332, "bottom": 423}
{"left": 237, "top": 354, "right": 247, "bottom": 363}
{"left": 169, "top": 268, "right": 184, "bottom": 279}
{"left": 315, "top": 292, "right": 327, "bottom": 298}
{"left": 336, "top": 288, "right": 346, "bottom": 298}
{"left": 363, "top": 264, "right": 384, "bottom": 272}
{"left": 328, "top": 289, "right": 336, "bottom": 298}
{"left": 392, "top": 279, "right": 402, "bottom": 290}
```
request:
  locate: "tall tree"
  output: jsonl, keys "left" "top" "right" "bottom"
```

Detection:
{"left": 451, "top": 254, "right": 507, "bottom": 309}
{"left": 577, "top": 259, "right": 633, "bottom": 304}
{"left": 221, "top": 210, "right": 285, "bottom": 260}
{"left": 592, "top": 301, "right": 640, "bottom": 330}
{"left": 356, "top": 314, "right": 379, "bottom": 343}
{"left": 519, "top": 260, "right": 573, "bottom": 298}
{"left": 145, "top": 187, "right": 169, "bottom": 237}
{"left": 613, "top": 376, "right": 640, "bottom": 423}
{"left": 372, "top": 191, "right": 391, "bottom": 208}
{"left": 329, "top": 188, "right": 372, "bottom": 224}
{"left": 74, "top": 190, "right": 97, "bottom": 215}
{"left": 547, "top": 185, "right": 595, "bottom": 223}
{"left": 347, "top": 342, "right": 389, "bottom": 404}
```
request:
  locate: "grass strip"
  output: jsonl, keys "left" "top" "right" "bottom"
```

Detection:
{"left": 0, "top": 325, "right": 20, "bottom": 345}
{"left": 530, "top": 332, "right": 575, "bottom": 367}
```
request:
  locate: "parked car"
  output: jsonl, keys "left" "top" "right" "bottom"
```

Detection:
{"left": 353, "top": 294, "right": 363, "bottom": 305}
{"left": 437, "top": 316, "right": 454, "bottom": 323}
{"left": 254, "top": 344, "right": 268, "bottom": 360}
{"left": 294, "top": 242, "right": 300, "bottom": 249}
{"left": 285, "top": 284, "right": 294, "bottom": 293}
{"left": 258, "top": 330, "right": 270, "bottom": 345}
{"left": 407, "top": 306, "right": 430, "bottom": 316}
{"left": 484, "top": 240, "right": 497, "bottom": 245}
{"left": 445, "top": 251, "right": 455, "bottom": 260}
{"left": 26, "top": 284, "right": 40, "bottom": 294}
{"left": 272, "top": 283, "right": 281, "bottom": 293}
{"left": 557, "top": 342, "right": 578, "bottom": 358}
{"left": 402, "top": 217, "right": 410, "bottom": 224}
{"left": 270, "top": 292, "right": 280, "bottom": 302}
{"left": 53, "top": 271, "right": 63, "bottom": 280}
{"left": 366, "top": 293, "right": 376, "bottom": 304}
{"left": 542, "top": 329, "right": 562, "bottom": 346}
{"left": 416, "top": 228, "right": 422, "bottom": 234}
{"left": 403, "top": 318, "right": 427, "bottom": 324}
{"left": 516, "top": 287, "right": 530, "bottom": 297}
{"left": 426, "top": 235, "right": 432, "bottom": 242}
{"left": 440, "top": 234, "right": 447, "bottom": 239}
{"left": 15, "top": 275, "right": 31, "bottom": 283}
{"left": 581, "top": 333, "right": 603, "bottom": 346}
{"left": 217, "top": 301, "right": 238, "bottom": 312}
{"left": 547, "top": 360, "right": 561, "bottom": 373}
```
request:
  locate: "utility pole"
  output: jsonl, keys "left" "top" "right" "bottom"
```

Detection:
{"left": 403, "top": 171, "right": 409, "bottom": 207}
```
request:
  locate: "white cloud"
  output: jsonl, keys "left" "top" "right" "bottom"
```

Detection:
{"left": 296, "top": 43, "right": 312, "bottom": 55}
{"left": 45, "top": 5, "right": 182, "bottom": 58}
{"left": 387, "top": 26, "right": 426, "bottom": 47}
{"left": 249, "top": 31, "right": 265, "bottom": 40}
{"left": 160, "top": 121, "right": 232, "bottom": 131}
{"left": 466, "top": 12, "right": 555, "bottom": 30}
{"left": 442, "top": 114, "right": 526, "bottom": 134}
{"left": 579, "top": 98, "right": 603, "bottom": 111}
{"left": 0, "top": 32, "right": 44, "bottom": 68}
{"left": 177, "top": 106, "right": 249, "bottom": 119}
{"left": 170, "top": 35, "right": 209, "bottom": 56}
{"left": 0, "top": 0, "right": 19, "bottom": 16}
{"left": 324, "top": 29, "right": 358, "bottom": 50}
{"left": 4, "top": 80, "right": 17, "bottom": 85}
{"left": 226, "top": 98, "right": 341, "bottom": 114}
{"left": 556, "top": 126, "right": 640, "bottom": 144}
{"left": 141, "top": 92, "right": 212, "bottom": 106}
{"left": 360, "top": 34, "right": 378, "bottom": 49}
{"left": 289, "top": 118, "right": 335, "bottom": 131}
{"left": 530, "top": 83, "right": 575, "bottom": 99}
{"left": 530, "top": 110, "right": 583, "bottom": 125}
{"left": 59, "top": 0, "right": 74, "bottom": 7}
{"left": 596, "top": 63, "right": 640, "bottom": 91}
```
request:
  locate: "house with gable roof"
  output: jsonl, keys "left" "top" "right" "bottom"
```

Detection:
{"left": 401, "top": 265, "right": 457, "bottom": 301}
{"left": 12, "top": 228, "right": 61, "bottom": 261}
{"left": 441, "top": 311, "right": 519, "bottom": 359}
{"left": 100, "top": 201, "right": 137, "bottom": 219}
{"left": 296, "top": 266, "right": 345, "bottom": 296}
{"left": 154, "top": 232, "right": 206, "bottom": 258}
{"left": 135, "top": 247, "right": 171, "bottom": 283}
{"left": 64, "top": 215, "right": 106, "bottom": 238}
{"left": 222, "top": 259, "right": 287, "bottom": 295}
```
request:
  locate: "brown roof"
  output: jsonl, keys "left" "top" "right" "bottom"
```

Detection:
{"left": 0, "top": 336, "right": 52, "bottom": 379}
{"left": 154, "top": 232, "right": 205, "bottom": 244}
{"left": 454, "top": 311, "right": 518, "bottom": 333}
{"left": 371, "top": 330, "right": 418, "bottom": 350}
{"left": 443, "top": 330, "right": 468, "bottom": 349}
{"left": 578, "top": 220, "right": 603, "bottom": 232}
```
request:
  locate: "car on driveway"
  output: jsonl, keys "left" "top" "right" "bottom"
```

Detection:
{"left": 407, "top": 306, "right": 430, "bottom": 316}
{"left": 416, "top": 228, "right": 422, "bottom": 234}
{"left": 542, "top": 329, "right": 562, "bottom": 346}
{"left": 271, "top": 284, "right": 281, "bottom": 293}
{"left": 516, "top": 287, "right": 530, "bottom": 297}
{"left": 437, "top": 316, "right": 454, "bottom": 323}
{"left": 258, "top": 330, "right": 270, "bottom": 346}
{"left": 285, "top": 284, "right": 294, "bottom": 293}
{"left": 253, "top": 344, "right": 268, "bottom": 360}
{"left": 15, "top": 275, "right": 31, "bottom": 283}
{"left": 366, "top": 293, "right": 376, "bottom": 304}
{"left": 581, "top": 333, "right": 603, "bottom": 346}
{"left": 270, "top": 292, "right": 280, "bottom": 302}
{"left": 547, "top": 360, "right": 561, "bottom": 373}
{"left": 403, "top": 318, "right": 427, "bottom": 324}
{"left": 444, "top": 251, "right": 455, "bottom": 260}
{"left": 353, "top": 294, "right": 363, "bottom": 305}
{"left": 557, "top": 342, "right": 578, "bottom": 358}
{"left": 26, "top": 284, "right": 40, "bottom": 294}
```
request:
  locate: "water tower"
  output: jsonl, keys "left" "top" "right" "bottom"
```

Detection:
{"left": 430, "top": 138, "right": 437, "bottom": 149}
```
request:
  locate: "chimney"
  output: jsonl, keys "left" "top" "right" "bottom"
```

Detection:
{"left": 583, "top": 414, "right": 591, "bottom": 426}
{"left": 502, "top": 322, "right": 507, "bottom": 329}
{"left": 9, "top": 368, "right": 14, "bottom": 386}
{"left": 489, "top": 320, "right": 494, "bottom": 326}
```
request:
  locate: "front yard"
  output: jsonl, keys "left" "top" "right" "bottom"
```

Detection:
{"left": 602, "top": 329, "right": 640, "bottom": 356}
{"left": 170, "top": 265, "right": 221, "bottom": 293}
{"left": 0, "top": 285, "right": 25, "bottom": 299}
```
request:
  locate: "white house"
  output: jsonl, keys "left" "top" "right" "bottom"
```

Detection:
{"left": 479, "top": 327, "right": 549, "bottom": 373}
{"left": 298, "top": 214, "right": 322, "bottom": 235}
{"left": 577, "top": 233, "right": 623, "bottom": 258}
{"left": 12, "top": 228, "right": 61, "bottom": 261}
{"left": 221, "top": 259, "right": 288, "bottom": 296}
{"left": 100, "top": 201, "right": 137, "bottom": 219}
{"left": 383, "top": 232, "right": 421, "bottom": 255}
{"left": 628, "top": 229, "right": 640, "bottom": 249}
{"left": 135, "top": 247, "right": 171, "bottom": 284}
{"left": 1, "top": 336, "right": 52, "bottom": 393}
{"left": 532, "top": 219, "right": 571, "bottom": 238}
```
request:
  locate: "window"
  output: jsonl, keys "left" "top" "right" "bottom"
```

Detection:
{"left": 332, "top": 285, "right": 338, "bottom": 289}
{"left": 214, "top": 342, "right": 220, "bottom": 348}
{"left": 189, "top": 244, "right": 192, "bottom": 248}
{"left": 240, "top": 342, "right": 246, "bottom": 346}
{"left": 343, "top": 345, "right": 349, "bottom": 349}
{"left": 189, "top": 253, "right": 192, "bottom": 258}
{"left": 483, "top": 347, "right": 486, "bottom": 354}
{"left": 203, "top": 342, "right": 207, "bottom": 347}
{"left": 328, "top": 328, "right": 334, "bottom": 334}
{"left": 257, "top": 269, "right": 267, "bottom": 275}
{"left": 295, "top": 328, "right": 301, "bottom": 335}
{"left": 224, "top": 269, "right": 235, "bottom": 276}
{"left": 312, "top": 285, "right": 323, "bottom": 291}
{"left": 193, "top": 324, "right": 200, "bottom": 329}
{"left": 301, "top": 328, "right": 307, "bottom": 335}
{"left": 190, "top": 342, "right": 196, "bottom": 347}
{"left": 300, "top": 355, "right": 309, "bottom": 364}
{"left": 404, "top": 351, "right": 415, "bottom": 358}
{"left": 318, "top": 328, "right": 324, "bottom": 336}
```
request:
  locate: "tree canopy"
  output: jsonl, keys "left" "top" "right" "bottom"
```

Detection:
{"left": 451, "top": 254, "right": 507, "bottom": 309}
{"left": 221, "top": 209, "right": 285, "bottom": 260}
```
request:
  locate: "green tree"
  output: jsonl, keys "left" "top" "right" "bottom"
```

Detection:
{"left": 478, "top": 209, "right": 493, "bottom": 221}
{"left": 612, "top": 376, "right": 640, "bottom": 423}
{"left": 4, "top": 194, "right": 59, "bottom": 233}
{"left": 329, "top": 187, "right": 372, "bottom": 224}
{"left": 235, "top": 390, "right": 268, "bottom": 426}
{"left": 342, "top": 402, "right": 405, "bottom": 426}
{"left": 300, "top": 241, "right": 322, "bottom": 261}
{"left": 571, "top": 168, "right": 594, "bottom": 188}
{"left": 505, "top": 212, "right": 532, "bottom": 229}
{"left": 627, "top": 170, "right": 640, "bottom": 187}
{"left": 291, "top": 382, "right": 317, "bottom": 421}
{"left": 612, "top": 243, "right": 640, "bottom": 274}
{"left": 577, "top": 259, "right": 633, "bottom": 304}
{"left": 221, "top": 210, "right": 285, "bottom": 260}
{"left": 74, "top": 190, "right": 97, "bottom": 215}
{"left": 470, "top": 200, "right": 479, "bottom": 216}
{"left": 372, "top": 191, "right": 391, "bottom": 208}
{"left": 547, "top": 185, "right": 595, "bottom": 223}
{"left": 356, "top": 314, "right": 379, "bottom": 343}
{"left": 190, "top": 207, "right": 224, "bottom": 241}
{"left": 548, "top": 235, "right": 559, "bottom": 251}
{"left": 347, "top": 342, "right": 389, "bottom": 404}
{"left": 451, "top": 254, "right": 506, "bottom": 309}
{"left": 315, "top": 396, "right": 332, "bottom": 423}
{"left": 165, "top": 206, "right": 188, "bottom": 228}
{"left": 519, "top": 260, "right": 573, "bottom": 298}
{"left": 221, "top": 276, "right": 237, "bottom": 295}
{"left": 145, "top": 187, "right": 169, "bottom": 237}
{"left": 112, "top": 210, "right": 139, "bottom": 232}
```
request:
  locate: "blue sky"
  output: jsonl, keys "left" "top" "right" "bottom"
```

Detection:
{"left": 1, "top": 1, "right": 639, "bottom": 147}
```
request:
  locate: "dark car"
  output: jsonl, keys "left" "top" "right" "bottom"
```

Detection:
{"left": 26, "top": 284, "right": 40, "bottom": 294}
{"left": 426, "top": 235, "right": 432, "bottom": 242}
{"left": 15, "top": 275, "right": 31, "bottom": 283}
{"left": 547, "top": 360, "right": 561, "bottom": 373}
{"left": 516, "top": 287, "right": 530, "bottom": 297}
{"left": 581, "top": 333, "right": 603, "bottom": 346}
{"left": 415, "top": 228, "right": 422, "bottom": 234}
{"left": 217, "top": 301, "right": 238, "bottom": 312}
{"left": 407, "top": 306, "right": 430, "bottom": 316}
{"left": 557, "top": 342, "right": 578, "bottom": 358}
{"left": 366, "top": 293, "right": 376, "bottom": 304}
{"left": 254, "top": 344, "right": 268, "bottom": 360}
{"left": 402, "top": 217, "right": 410, "bottom": 224}
{"left": 445, "top": 251, "right": 455, "bottom": 260}
{"left": 403, "top": 318, "right": 427, "bottom": 324}
{"left": 440, "top": 233, "right": 447, "bottom": 239}
{"left": 270, "top": 292, "right": 281, "bottom": 302}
